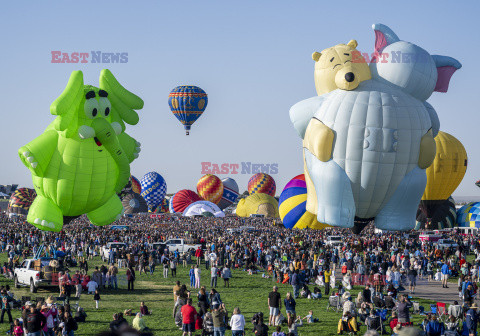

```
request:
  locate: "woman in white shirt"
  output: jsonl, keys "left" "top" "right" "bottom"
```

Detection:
{"left": 229, "top": 307, "right": 245, "bottom": 336}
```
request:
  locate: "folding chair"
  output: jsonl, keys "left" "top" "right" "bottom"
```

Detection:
{"left": 427, "top": 304, "right": 437, "bottom": 315}
{"left": 436, "top": 302, "right": 447, "bottom": 322}
{"left": 366, "top": 315, "right": 384, "bottom": 334}
{"left": 327, "top": 295, "right": 340, "bottom": 312}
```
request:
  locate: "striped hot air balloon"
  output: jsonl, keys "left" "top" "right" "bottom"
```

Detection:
{"left": 7, "top": 188, "right": 36, "bottom": 216}
{"left": 197, "top": 174, "right": 223, "bottom": 204}
{"left": 170, "top": 190, "right": 202, "bottom": 213}
{"left": 279, "top": 174, "right": 329, "bottom": 229}
{"left": 168, "top": 86, "right": 207, "bottom": 135}
{"left": 218, "top": 178, "right": 240, "bottom": 210}
{"left": 248, "top": 173, "right": 276, "bottom": 196}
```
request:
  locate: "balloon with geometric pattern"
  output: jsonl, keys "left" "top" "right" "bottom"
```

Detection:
{"left": 457, "top": 202, "right": 480, "bottom": 228}
{"left": 197, "top": 174, "right": 223, "bottom": 204}
{"left": 140, "top": 172, "right": 167, "bottom": 212}
{"left": 7, "top": 188, "right": 37, "bottom": 216}
{"left": 279, "top": 174, "right": 329, "bottom": 230}
{"left": 168, "top": 85, "right": 208, "bottom": 135}
{"left": 247, "top": 173, "right": 276, "bottom": 197}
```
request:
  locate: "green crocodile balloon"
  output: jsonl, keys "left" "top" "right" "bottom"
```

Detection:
{"left": 18, "top": 70, "right": 143, "bottom": 232}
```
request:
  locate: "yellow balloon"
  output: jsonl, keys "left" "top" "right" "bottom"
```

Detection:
{"left": 422, "top": 131, "right": 467, "bottom": 201}
{"left": 236, "top": 193, "right": 279, "bottom": 218}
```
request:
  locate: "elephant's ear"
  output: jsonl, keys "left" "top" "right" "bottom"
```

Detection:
{"left": 99, "top": 69, "right": 144, "bottom": 131}
{"left": 50, "top": 71, "right": 84, "bottom": 132}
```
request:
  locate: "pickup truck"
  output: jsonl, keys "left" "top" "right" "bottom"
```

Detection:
{"left": 436, "top": 239, "right": 459, "bottom": 249}
{"left": 14, "top": 258, "right": 62, "bottom": 293}
{"left": 101, "top": 242, "right": 127, "bottom": 262}
{"left": 325, "top": 236, "right": 343, "bottom": 247}
{"left": 165, "top": 239, "right": 201, "bottom": 254}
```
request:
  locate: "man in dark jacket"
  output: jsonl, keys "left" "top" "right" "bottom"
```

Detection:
{"left": 0, "top": 290, "right": 12, "bottom": 323}
{"left": 25, "top": 306, "right": 46, "bottom": 335}
{"left": 396, "top": 294, "right": 413, "bottom": 324}
{"left": 466, "top": 304, "right": 478, "bottom": 336}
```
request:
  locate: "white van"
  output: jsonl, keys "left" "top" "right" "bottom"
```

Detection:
{"left": 326, "top": 236, "right": 343, "bottom": 246}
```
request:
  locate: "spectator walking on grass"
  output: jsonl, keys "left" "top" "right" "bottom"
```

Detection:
{"left": 181, "top": 298, "right": 197, "bottom": 336}
{"left": 229, "top": 307, "right": 245, "bottom": 336}
{"left": 211, "top": 265, "right": 218, "bottom": 288}
{"left": 268, "top": 286, "right": 281, "bottom": 327}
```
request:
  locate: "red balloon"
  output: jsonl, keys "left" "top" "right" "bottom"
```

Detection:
{"left": 170, "top": 189, "right": 202, "bottom": 213}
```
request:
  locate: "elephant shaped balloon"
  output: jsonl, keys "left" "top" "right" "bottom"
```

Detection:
{"left": 19, "top": 69, "right": 143, "bottom": 231}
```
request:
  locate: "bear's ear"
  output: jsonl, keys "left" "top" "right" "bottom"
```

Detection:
{"left": 432, "top": 55, "right": 462, "bottom": 93}
{"left": 312, "top": 52, "right": 322, "bottom": 62}
{"left": 372, "top": 24, "right": 400, "bottom": 54}
{"left": 347, "top": 40, "right": 358, "bottom": 49}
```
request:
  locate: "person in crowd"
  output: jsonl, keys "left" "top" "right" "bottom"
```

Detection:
{"left": 189, "top": 266, "right": 196, "bottom": 288}
{"left": 212, "top": 303, "right": 227, "bottom": 336}
{"left": 110, "top": 313, "right": 128, "bottom": 333}
{"left": 132, "top": 313, "right": 148, "bottom": 332}
{"left": 209, "top": 289, "right": 222, "bottom": 310}
{"left": 425, "top": 315, "right": 444, "bottom": 336}
{"left": 211, "top": 265, "right": 218, "bottom": 288}
{"left": 286, "top": 314, "right": 303, "bottom": 336}
{"left": 13, "top": 319, "right": 23, "bottom": 336}
{"left": 41, "top": 304, "right": 57, "bottom": 336}
{"left": 466, "top": 303, "right": 478, "bottom": 336}
{"left": 181, "top": 298, "right": 197, "bottom": 336}
{"left": 140, "top": 302, "right": 150, "bottom": 316}
{"left": 284, "top": 292, "right": 296, "bottom": 326}
{"left": 62, "top": 311, "right": 78, "bottom": 336}
{"left": 271, "top": 326, "right": 285, "bottom": 336}
{"left": 253, "top": 316, "right": 269, "bottom": 336}
{"left": 94, "top": 289, "right": 101, "bottom": 309}
{"left": 397, "top": 294, "right": 413, "bottom": 324}
{"left": 194, "top": 265, "right": 201, "bottom": 289}
{"left": 197, "top": 286, "right": 209, "bottom": 317}
{"left": 126, "top": 266, "right": 135, "bottom": 291}
{"left": 268, "top": 286, "right": 281, "bottom": 327}
{"left": 0, "top": 289, "right": 12, "bottom": 324}
{"left": 229, "top": 307, "right": 245, "bottom": 336}
{"left": 221, "top": 265, "right": 232, "bottom": 288}
{"left": 25, "top": 305, "right": 46, "bottom": 336}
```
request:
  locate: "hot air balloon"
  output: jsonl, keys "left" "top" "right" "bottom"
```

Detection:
{"left": 118, "top": 175, "right": 142, "bottom": 199}
{"left": 236, "top": 193, "right": 279, "bottom": 218}
{"left": 131, "top": 175, "right": 141, "bottom": 194}
{"left": 415, "top": 197, "right": 457, "bottom": 230}
{"left": 122, "top": 193, "right": 148, "bottom": 214}
{"left": 168, "top": 86, "right": 207, "bottom": 135}
{"left": 153, "top": 198, "right": 170, "bottom": 213}
{"left": 419, "top": 131, "right": 467, "bottom": 223}
{"left": 457, "top": 202, "right": 480, "bottom": 228}
{"left": 248, "top": 173, "right": 276, "bottom": 197}
{"left": 476, "top": 180, "right": 480, "bottom": 188}
{"left": 279, "top": 175, "right": 329, "bottom": 230}
{"left": 7, "top": 188, "right": 36, "bottom": 216}
{"left": 169, "top": 190, "right": 202, "bottom": 213}
{"left": 197, "top": 174, "right": 223, "bottom": 204}
{"left": 183, "top": 201, "right": 224, "bottom": 217}
{"left": 140, "top": 172, "right": 167, "bottom": 212}
{"left": 218, "top": 178, "right": 240, "bottom": 210}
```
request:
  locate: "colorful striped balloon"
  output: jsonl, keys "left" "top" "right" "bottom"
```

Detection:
{"left": 247, "top": 173, "right": 276, "bottom": 196}
{"left": 170, "top": 190, "right": 202, "bottom": 213}
{"left": 197, "top": 174, "right": 223, "bottom": 204}
{"left": 279, "top": 174, "right": 329, "bottom": 230}
{"left": 168, "top": 86, "right": 207, "bottom": 135}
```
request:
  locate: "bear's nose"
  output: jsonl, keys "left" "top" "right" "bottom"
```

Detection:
{"left": 345, "top": 72, "right": 355, "bottom": 83}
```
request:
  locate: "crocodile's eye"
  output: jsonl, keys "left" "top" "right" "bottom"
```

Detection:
{"left": 98, "top": 97, "right": 112, "bottom": 118}
{"left": 84, "top": 98, "right": 100, "bottom": 119}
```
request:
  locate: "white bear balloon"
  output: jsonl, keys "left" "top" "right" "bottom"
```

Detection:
{"left": 290, "top": 24, "right": 461, "bottom": 231}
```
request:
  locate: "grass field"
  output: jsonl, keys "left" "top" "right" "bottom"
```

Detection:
{"left": 0, "top": 255, "right": 436, "bottom": 335}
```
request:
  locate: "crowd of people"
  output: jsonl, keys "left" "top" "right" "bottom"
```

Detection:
{"left": 1, "top": 211, "right": 480, "bottom": 335}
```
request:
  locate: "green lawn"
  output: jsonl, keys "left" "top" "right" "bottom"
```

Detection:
{"left": 0, "top": 255, "right": 435, "bottom": 335}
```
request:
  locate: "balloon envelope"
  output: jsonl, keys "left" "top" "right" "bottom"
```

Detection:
{"left": 197, "top": 174, "right": 223, "bottom": 204}
{"left": 183, "top": 201, "right": 224, "bottom": 217}
{"left": 247, "top": 173, "right": 276, "bottom": 196}
{"left": 153, "top": 198, "right": 170, "bottom": 213}
{"left": 131, "top": 175, "right": 141, "bottom": 194}
{"left": 457, "top": 202, "right": 480, "bottom": 228}
{"left": 236, "top": 193, "right": 279, "bottom": 218}
{"left": 279, "top": 174, "right": 329, "bottom": 230}
{"left": 168, "top": 85, "right": 207, "bottom": 135}
{"left": 416, "top": 197, "right": 457, "bottom": 230}
{"left": 170, "top": 190, "right": 202, "bottom": 213}
{"left": 122, "top": 193, "right": 148, "bottom": 214}
{"left": 140, "top": 172, "right": 167, "bottom": 212}
{"left": 218, "top": 177, "right": 240, "bottom": 210}
{"left": 7, "top": 188, "right": 36, "bottom": 216}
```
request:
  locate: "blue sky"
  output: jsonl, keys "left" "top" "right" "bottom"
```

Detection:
{"left": 1, "top": 0, "right": 478, "bottom": 197}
